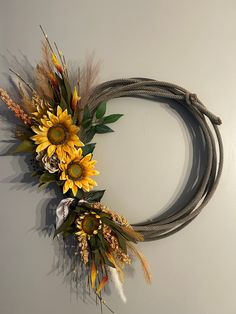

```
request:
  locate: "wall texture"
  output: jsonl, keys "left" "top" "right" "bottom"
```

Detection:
{"left": 0, "top": 1, "right": 236, "bottom": 313}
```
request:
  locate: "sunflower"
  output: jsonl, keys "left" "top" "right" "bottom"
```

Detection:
{"left": 59, "top": 148, "right": 99, "bottom": 195}
{"left": 31, "top": 94, "right": 52, "bottom": 120}
{"left": 31, "top": 106, "right": 83, "bottom": 160}
{"left": 75, "top": 211, "right": 102, "bottom": 238}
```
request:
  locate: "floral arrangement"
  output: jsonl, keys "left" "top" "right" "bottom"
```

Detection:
{"left": 0, "top": 27, "right": 151, "bottom": 311}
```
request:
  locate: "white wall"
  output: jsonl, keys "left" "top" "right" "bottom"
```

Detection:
{"left": 0, "top": 1, "right": 236, "bottom": 313}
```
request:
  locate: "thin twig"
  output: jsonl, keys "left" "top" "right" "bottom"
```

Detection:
{"left": 62, "top": 54, "right": 69, "bottom": 78}
{"left": 95, "top": 293, "right": 114, "bottom": 313}
{"left": 9, "top": 68, "right": 34, "bottom": 92}
{"left": 39, "top": 25, "right": 55, "bottom": 55}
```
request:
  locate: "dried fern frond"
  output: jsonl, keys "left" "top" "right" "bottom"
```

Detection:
{"left": 35, "top": 40, "right": 54, "bottom": 99}
{"left": 17, "top": 82, "right": 34, "bottom": 113}
{"left": 35, "top": 64, "right": 53, "bottom": 99}
{"left": 41, "top": 39, "right": 54, "bottom": 73}
{"left": 127, "top": 243, "right": 152, "bottom": 284}
{"left": 80, "top": 54, "right": 100, "bottom": 110}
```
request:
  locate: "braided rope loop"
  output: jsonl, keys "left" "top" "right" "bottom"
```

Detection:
{"left": 87, "top": 78, "right": 223, "bottom": 241}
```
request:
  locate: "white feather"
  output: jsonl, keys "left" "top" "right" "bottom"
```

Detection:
{"left": 110, "top": 267, "right": 127, "bottom": 303}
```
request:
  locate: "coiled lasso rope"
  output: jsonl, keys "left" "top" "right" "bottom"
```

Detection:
{"left": 87, "top": 78, "right": 223, "bottom": 241}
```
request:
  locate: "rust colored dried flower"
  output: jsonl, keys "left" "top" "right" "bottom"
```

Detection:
{"left": 0, "top": 88, "right": 32, "bottom": 125}
{"left": 78, "top": 234, "right": 89, "bottom": 264}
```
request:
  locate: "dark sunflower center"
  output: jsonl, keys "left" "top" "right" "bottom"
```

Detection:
{"left": 82, "top": 215, "right": 100, "bottom": 235}
{"left": 67, "top": 163, "right": 83, "bottom": 180}
{"left": 48, "top": 124, "right": 67, "bottom": 145}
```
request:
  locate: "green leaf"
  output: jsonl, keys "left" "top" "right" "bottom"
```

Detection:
{"left": 103, "top": 114, "right": 123, "bottom": 124}
{"left": 82, "top": 118, "right": 92, "bottom": 129}
{"left": 95, "top": 124, "right": 113, "bottom": 134}
{"left": 89, "top": 236, "right": 97, "bottom": 250}
{"left": 56, "top": 74, "right": 67, "bottom": 102}
{"left": 99, "top": 213, "right": 111, "bottom": 219}
{"left": 116, "top": 232, "right": 127, "bottom": 253}
{"left": 97, "top": 233, "right": 109, "bottom": 250}
{"left": 102, "top": 217, "right": 137, "bottom": 243}
{"left": 82, "top": 105, "right": 92, "bottom": 122}
{"left": 84, "top": 127, "right": 96, "bottom": 143}
{"left": 74, "top": 189, "right": 84, "bottom": 199}
{"left": 99, "top": 248, "right": 115, "bottom": 268}
{"left": 55, "top": 73, "right": 63, "bottom": 85}
{"left": 62, "top": 227, "right": 74, "bottom": 238}
{"left": 84, "top": 190, "right": 105, "bottom": 202}
{"left": 82, "top": 143, "right": 96, "bottom": 156}
{"left": 96, "top": 102, "right": 107, "bottom": 119}
{"left": 56, "top": 180, "right": 64, "bottom": 186}
{"left": 63, "top": 77, "right": 72, "bottom": 105}
{"left": 13, "top": 139, "right": 35, "bottom": 153}
{"left": 94, "top": 249, "right": 101, "bottom": 268}
{"left": 39, "top": 172, "right": 58, "bottom": 185}
{"left": 73, "top": 206, "right": 84, "bottom": 214}
{"left": 59, "top": 96, "right": 68, "bottom": 111}
{"left": 54, "top": 211, "right": 77, "bottom": 238}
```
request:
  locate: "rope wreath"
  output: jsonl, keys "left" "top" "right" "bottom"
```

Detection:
{"left": 87, "top": 78, "right": 223, "bottom": 241}
{"left": 0, "top": 27, "right": 224, "bottom": 309}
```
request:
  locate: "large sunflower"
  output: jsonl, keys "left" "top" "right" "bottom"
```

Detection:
{"left": 59, "top": 148, "right": 99, "bottom": 195}
{"left": 31, "top": 106, "right": 83, "bottom": 160}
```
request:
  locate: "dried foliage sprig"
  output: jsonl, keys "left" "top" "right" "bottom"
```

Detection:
{"left": 80, "top": 55, "right": 100, "bottom": 110}
{"left": 0, "top": 88, "right": 32, "bottom": 125}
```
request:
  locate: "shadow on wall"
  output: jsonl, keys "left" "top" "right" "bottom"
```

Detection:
{"left": 0, "top": 144, "right": 114, "bottom": 304}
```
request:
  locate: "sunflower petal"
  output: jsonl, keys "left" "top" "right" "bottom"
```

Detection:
{"left": 63, "top": 181, "right": 70, "bottom": 194}
{"left": 72, "top": 184, "right": 78, "bottom": 196}
{"left": 57, "top": 106, "right": 63, "bottom": 116}
{"left": 47, "top": 145, "right": 56, "bottom": 157}
{"left": 36, "top": 142, "right": 49, "bottom": 153}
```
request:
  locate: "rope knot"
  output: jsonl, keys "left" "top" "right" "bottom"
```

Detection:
{"left": 185, "top": 92, "right": 198, "bottom": 106}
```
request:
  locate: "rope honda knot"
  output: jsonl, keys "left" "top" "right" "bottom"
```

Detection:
{"left": 185, "top": 92, "right": 198, "bottom": 106}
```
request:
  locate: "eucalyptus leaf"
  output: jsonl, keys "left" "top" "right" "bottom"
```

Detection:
{"left": 103, "top": 114, "right": 123, "bottom": 124}
{"left": 74, "top": 189, "right": 84, "bottom": 199}
{"left": 95, "top": 124, "right": 114, "bottom": 134}
{"left": 84, "top": 127, "right": 96, "bottom": 143}
{"left": 82, "top": 105, "right": 92, "bottom": 122}
{"left": 82, "top": 143, "right": 96, "bottom": 156}
{"left": 54, "top": 211, "right": 77, "bottom": 238}
{"left": 82, "top": 118, "right": 93, "bottom": 129}
{"left": 84, "top": 190, "right": 105, "bottom": 202}
{"left": 96, "top": 102, "right": 107, "bottom": 119}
